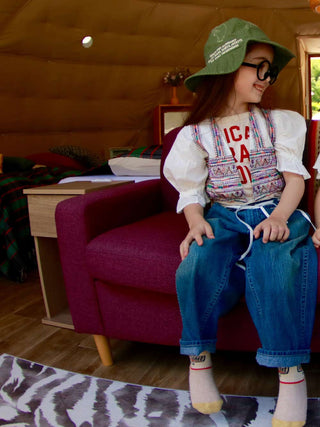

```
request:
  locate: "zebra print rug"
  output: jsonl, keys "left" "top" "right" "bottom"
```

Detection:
{"left": 0, "top": 353, "right": 320, "bottom": 426}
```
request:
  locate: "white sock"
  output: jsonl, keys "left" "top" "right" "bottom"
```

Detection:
{"left": 272, "top": 365, "right": 307, "bottom": 427}
{"left": 189, "top": 351, "right": 223, "bottom": 414}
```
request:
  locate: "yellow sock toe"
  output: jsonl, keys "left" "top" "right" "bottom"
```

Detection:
{"left": 272, "top": 418, "right": 305, "bottom": 427}
{"left": 192, "top": 398, "right": 223, "bottom": 414}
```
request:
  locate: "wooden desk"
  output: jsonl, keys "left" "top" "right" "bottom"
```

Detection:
{"left": 24, "top": 180, "right": 133, "bottom": 329}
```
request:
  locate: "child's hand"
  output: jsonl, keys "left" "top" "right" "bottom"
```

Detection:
{"left": 253, "top": 216, "right": 289, "bottom": 243}
{"left": 180, "top": 219, "right": 214, "bottom": 260}
{"left": 312, "top": 228, "right": 320, "bottom": 248}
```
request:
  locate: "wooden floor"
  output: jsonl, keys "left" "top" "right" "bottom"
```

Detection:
{"left": 1, "top": 271, "right": 320, "bottom": 398}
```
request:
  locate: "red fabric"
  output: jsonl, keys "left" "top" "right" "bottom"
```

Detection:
{"left": 302, "top": 120, "right": 320, "bottom": 217}
{"left": 95, "top": 281, "right": 182, "bottom": 346}
{"left": 55, "top": 125, "right": 320, "bottom": 354}
{"left": 86, "top": 212, "right": 187, "bottom": 294}
{"left": 56, "top": 179, "right": 165, "bottom": 334}
{"left": 26, "top": 152, "right": 86, "bottom": 170}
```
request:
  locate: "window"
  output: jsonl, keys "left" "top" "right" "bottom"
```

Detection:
{"left": 297, "top": 36, "right": 320, "bottom": 119}
{"left": 310, "top": 56, "right": 320, "bottom": 119}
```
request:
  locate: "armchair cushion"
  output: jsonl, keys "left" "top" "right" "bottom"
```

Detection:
{"left": 95, "top": 282, "right": 182, "bottom": 345}
{"left": 86, "top": 211, "right": 188, "bottom": 294}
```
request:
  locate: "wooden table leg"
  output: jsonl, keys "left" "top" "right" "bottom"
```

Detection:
{"left": 93, "top": 334, "right": 113, "bottom": 366}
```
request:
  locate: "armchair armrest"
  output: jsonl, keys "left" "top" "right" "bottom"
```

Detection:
{"left": 55, "top": 179, "right": 163, "bottom": 334}
{"left": 57, "top": 179, "right": 162, "bottom": 242}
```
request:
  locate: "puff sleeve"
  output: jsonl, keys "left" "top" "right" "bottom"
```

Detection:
{"left": 273, "top": 110, "right": 310, "bottom": 179}
{"left": 313, "top": 154, "right": 320, "bottom": 179}
{"left": 163, "top": 126, "right": 210, "bottom": 213}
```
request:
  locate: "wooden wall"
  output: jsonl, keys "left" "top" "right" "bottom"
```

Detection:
{"left": 1, "top": 0, "right": 320, "bottom": 158}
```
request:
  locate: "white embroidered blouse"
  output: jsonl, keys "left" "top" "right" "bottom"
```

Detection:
{"left": 163, "top": 108, "right": 309, "bottom": 213}
{"left": 313, "top": 155, "right": 320, "bottom": 179}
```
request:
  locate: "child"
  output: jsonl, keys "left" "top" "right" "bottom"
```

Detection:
{"left": 164, "top": 18, "right": 318, "bottom": 427}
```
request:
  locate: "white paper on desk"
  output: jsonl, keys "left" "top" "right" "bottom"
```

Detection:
{"left": 59, "top": 175, "right": 159, "bottom": 184}
{"left": 59, "top": 176, "right": 112, "bottom": 183}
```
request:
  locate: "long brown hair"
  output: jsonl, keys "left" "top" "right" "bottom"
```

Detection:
{"left": 184, "top": 72, "right": 237, "bottom": 125}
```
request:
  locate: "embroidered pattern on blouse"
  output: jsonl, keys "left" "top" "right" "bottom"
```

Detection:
{"left": 207, "top": 156, "right": 245, "bottom": 203}
{"left": 210, "top": 117, "right": 224, "bottom": 157}
{"left": 252, "top": 108, "right": 275, "bottom": 147}
{"left": 250, "top": 148, "right": 284, "bottom": 198}
{"left": 192, "top": 107, "right": 284, "bottom": 204}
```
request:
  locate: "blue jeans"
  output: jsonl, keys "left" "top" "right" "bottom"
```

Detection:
{"left": 176, "top": 201, "right": 318, "bottom": 367}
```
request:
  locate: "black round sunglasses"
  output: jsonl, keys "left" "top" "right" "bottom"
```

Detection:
{"left": 241, "top": 60, "right": 279, "bottom": 85}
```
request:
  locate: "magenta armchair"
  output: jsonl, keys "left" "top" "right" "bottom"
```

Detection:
{"left": 56, "top": 127, "right": 320, "bottom": 366}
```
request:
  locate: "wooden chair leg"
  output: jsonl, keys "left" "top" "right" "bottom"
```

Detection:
{"left": 93, "top": 334, "right": 113, "bottom": 366}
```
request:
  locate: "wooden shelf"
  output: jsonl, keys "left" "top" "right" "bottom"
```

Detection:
{"left": 24, "top": 181, "right": 132, "bottom": 238}
{"left": 24, "top": 181, "right": 133, "bottom": 330}
{"left": 153, "top": 104, "right": 191, "bottom": 145}
{"left": 42, "top": 308, "right": 74, "bottom": 330}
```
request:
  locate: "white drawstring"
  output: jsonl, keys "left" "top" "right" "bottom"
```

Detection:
{"left": 228, "top": 201, "right": 316, "bottom": 269}
{"left": 260, "top": 206, "right": 270, "bottom": 218}
{"left": 296, "top": 209, "right": 316, "bottom": 231}
{"left": 234, "top": 214, "right": 254, "bottom": 261}
{"left": 232, "top": 200, "right": 277, "bottom": 262}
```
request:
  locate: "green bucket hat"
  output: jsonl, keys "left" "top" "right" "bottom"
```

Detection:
{"left": 185, "top": 17, "right": 294, "bottom": 92}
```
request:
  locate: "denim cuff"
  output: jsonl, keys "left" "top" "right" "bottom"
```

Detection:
{"left": 256, "top": 348, "right": 311, "bottom": 367}
{"left": 180, "top": 339, "right": 216, "bottom": 356}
